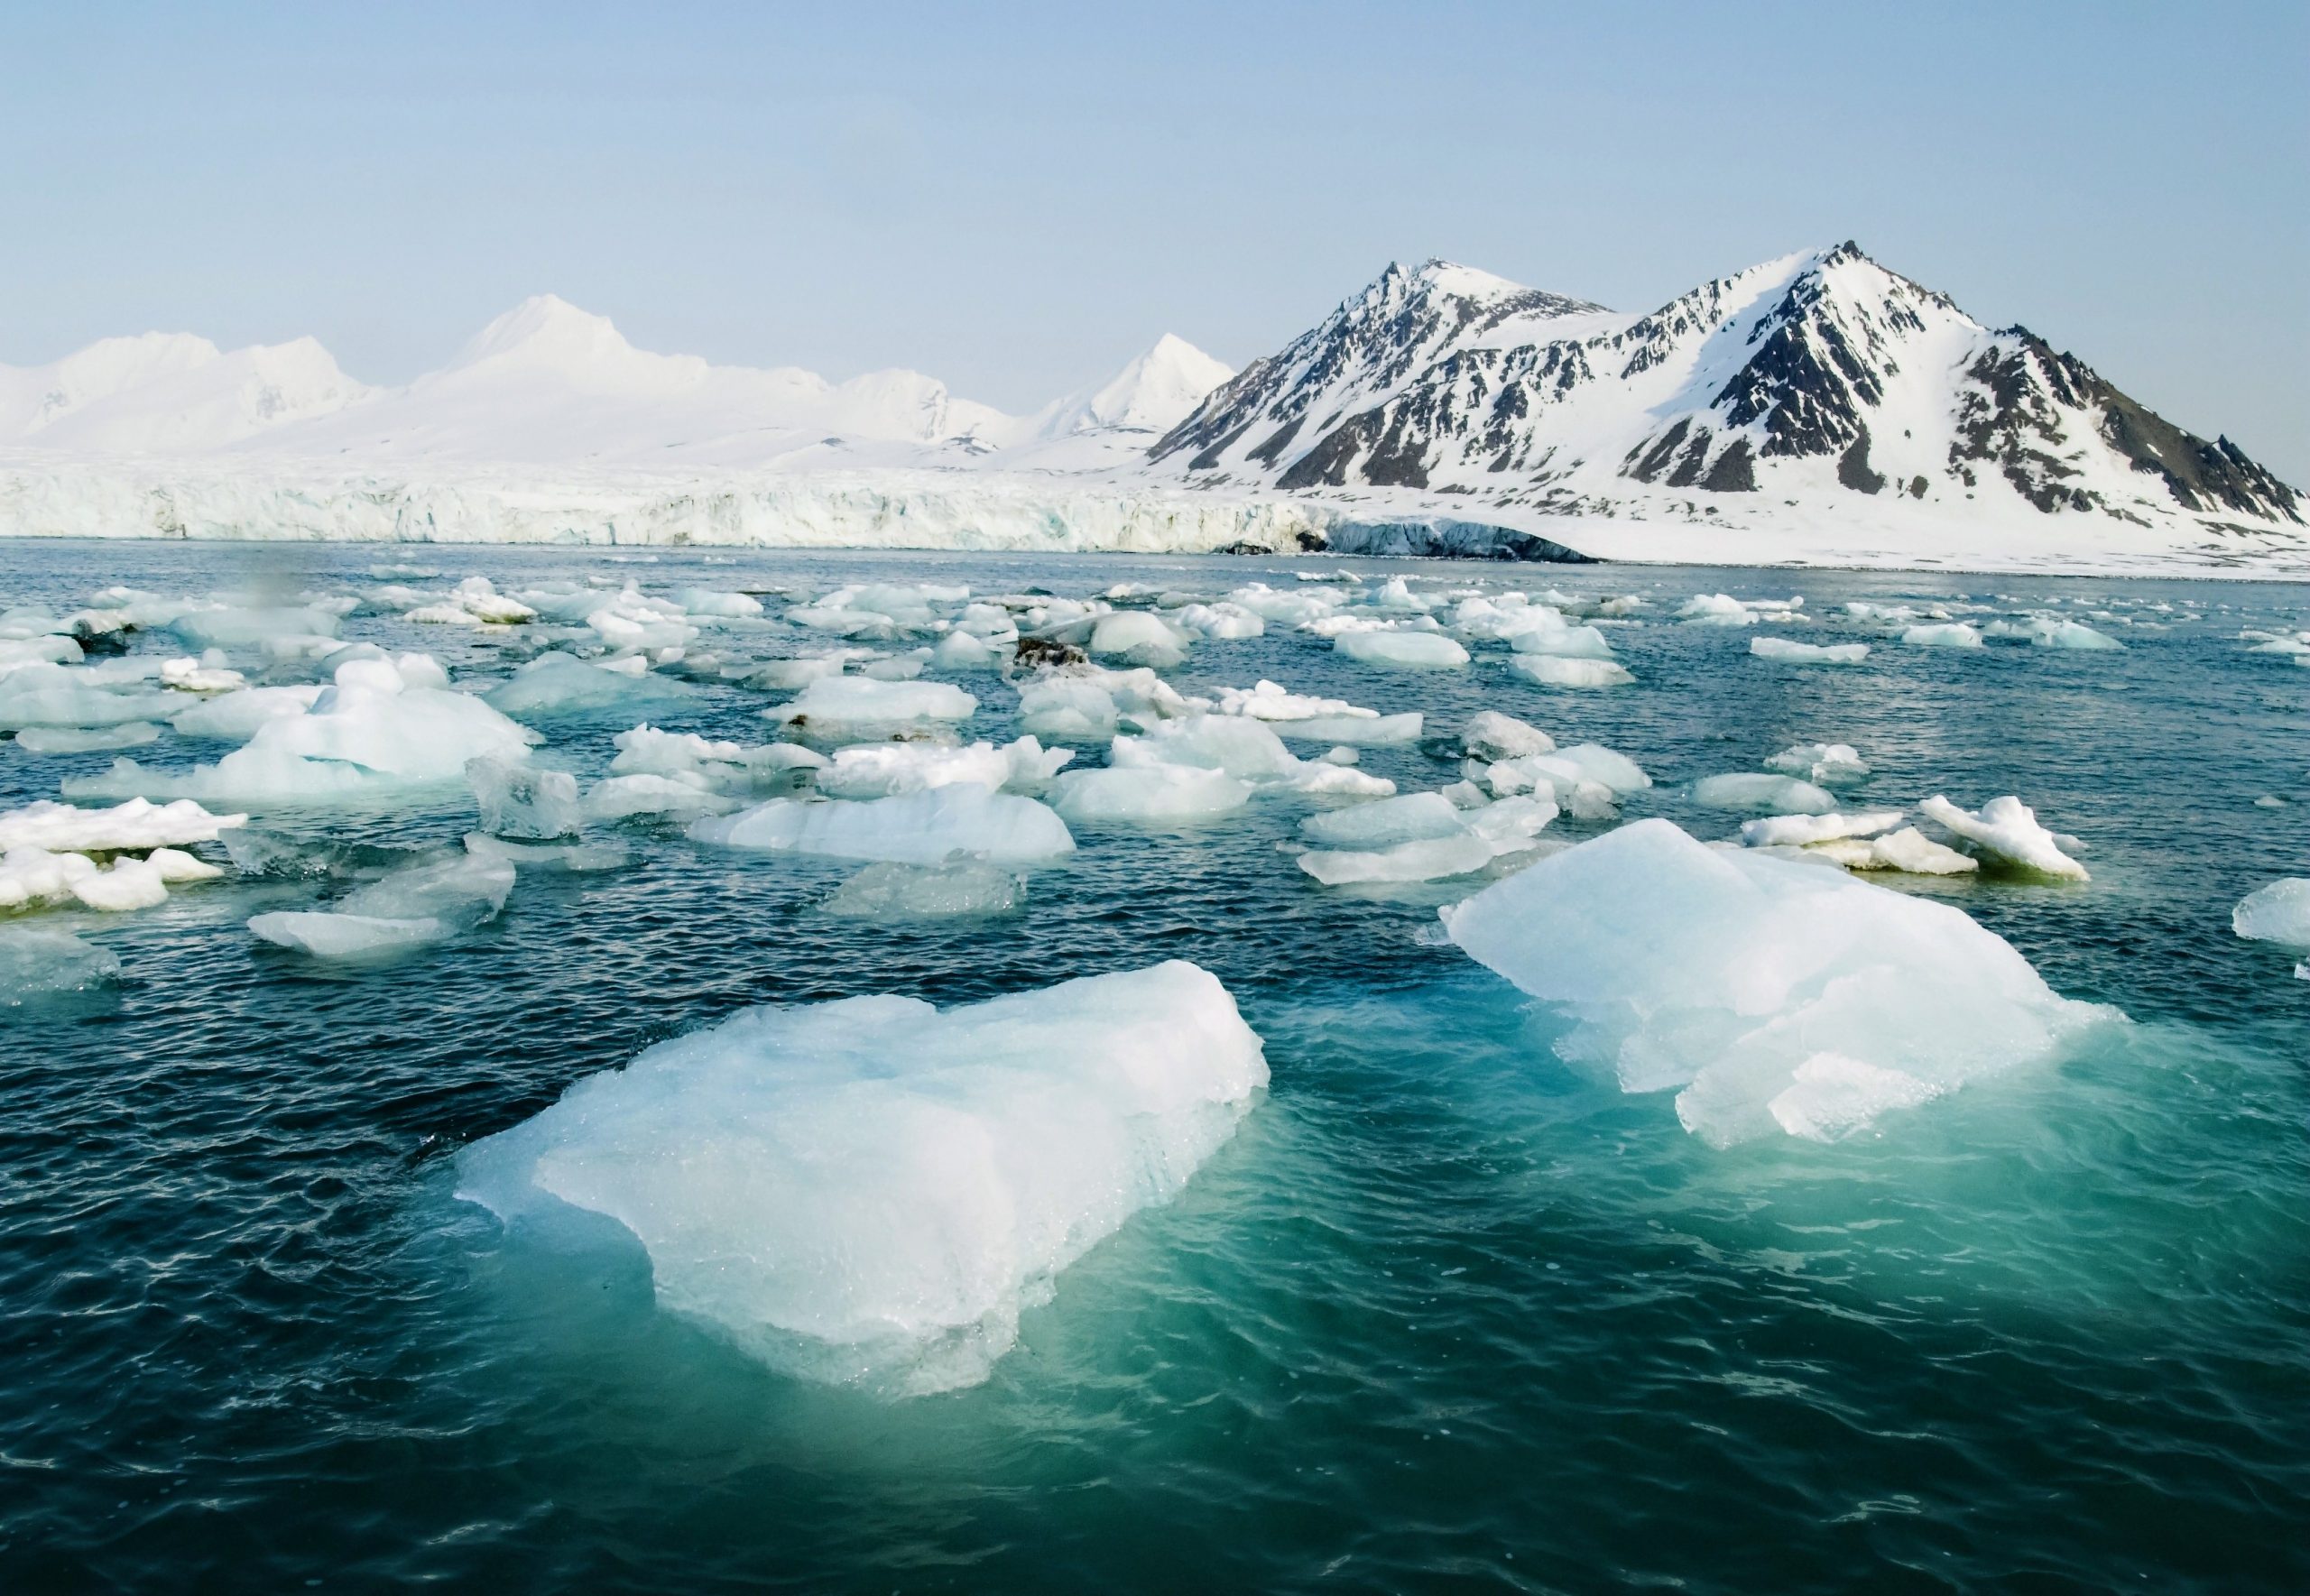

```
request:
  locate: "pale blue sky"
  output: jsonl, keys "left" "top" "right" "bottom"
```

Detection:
{"left": 4, "top": 1, "right": 2304, "bottom": 476}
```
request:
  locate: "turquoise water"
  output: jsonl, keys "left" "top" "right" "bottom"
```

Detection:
{"left": 1, "top": 541, "right": 2305, "bottom": 1591}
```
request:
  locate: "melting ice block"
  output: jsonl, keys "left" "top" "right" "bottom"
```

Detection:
{"left": 0, "top": 798, "right": 246, "bottom": 853}
{"left": 247, "top": 853, "right": 516, "bottom": 958}
{"left": 1049, "top": 762, "right": 1252, "bottom": 825}
{"left": 1440, "top": 819, "right": 2106, "bottom": 1145}
{"left": 1751, "top": 637, "right": 1870, "bottom": 664}
{"left": 691, "top": 785, "right": 1075, "bottom": 864}
{"left": 1508, "top": 654, "right": 1633, "bottom": 688}
{"left": 1693, "top": 773, "right": 1836, "bottom": 815}
{"left": 1334, "top": 631, "right": 1469, "bottom": 669}
{"left": 455, "top": 960, "right": 1268, "bottom": 1395}
{"left": 770, "top": 676, "right": 975, "bottom": 734}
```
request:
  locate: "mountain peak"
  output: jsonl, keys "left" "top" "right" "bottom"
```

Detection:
{"left": 451, "top": 294, "right": 635, "bottom": 370}
{"left": 1039, "top": 334, "right": 1234, "bottom": 438}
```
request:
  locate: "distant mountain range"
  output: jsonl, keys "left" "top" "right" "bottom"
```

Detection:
{"left": 2, "top": 244, "right": 2300, "bottom": 567}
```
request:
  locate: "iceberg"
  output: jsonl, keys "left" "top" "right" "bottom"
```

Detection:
{"left": 455, "top": 961, "right": 1267, "bottom": 1395}
{"left": 1440, "top": 819, "right": 2107, "bottom": 1145}
{"left": 690, "top": 785, "right": 1075, "bottom": 865}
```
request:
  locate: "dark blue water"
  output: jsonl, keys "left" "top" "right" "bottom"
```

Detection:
{"left": 2, "top": 541, "right": 2305, "bottom": 1592}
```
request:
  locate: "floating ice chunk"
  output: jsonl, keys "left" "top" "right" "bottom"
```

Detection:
{"left": 248, "top": 911, "right": 448, "bottom": 958}
{"left": 675, "top": 587, "right": 765, "bottom": 620}
{"left": 771, "top": 676, "right": 975, "bottom": 733}
{"left": 0, "top": 797, "right": 247, "bottom": 853}
{"left": 1751, "top": 638, "right": 1870, "bottom": 664}
{"left": 0, "top": 666, "right": 180, "bottom": 729}
{"left": 1507, "top": 655, "right": 1632, "bottom": 688}
{"left": 340, "top": 853, "right": 516, "bottom": 926}
{"left": 1283, "top": 761, "right": 1395, "bottom": 798}
{"left": 158, "top": 657, "right": 247, "bottom": 694}
{"left": 2025, "top": 618, "right": 2123, "bottom": 650}
{"left": 1087, "top": 611, "right": 1188, "bottom": 668}
{"left": 1555, "top": 744, "right": 1651, "bottom": 794}
{"left": 1504, "top": 613, "right": 1617, "bottom": 660}
{"left": 1464, "top": 711, "right": 1554, "bottom": 761}
{"left": 14, "top": 722, "right": 161, "bottom": 753}
{"left": 1111, "top": 715, "right": 1298, "bottom": 782}
{"left": 0, "top": 635, "right": 84, "bottom": 674}
{"left": 1678, "top": 595, "right": 1761, "bottom": 626}
{"left": 71, "top": 855, "right": 169, "bottom": 911}
{"left": 467, "top": 757, "right": 585, "bottom": 839}
{"left": 170, "top": 605, "right": 341, "bottom": 650}
{"left": 861, "top": 653, "right": 928, "bottom": 682}
{"left": 818, "top": 736, "right": 1070, "bottom": 799}
{"left": 146, "top": 846, "right": 222, "bottom": 882}
{"left": 1335, "top": 631, "right": 1469, "bottom": 669}
{"left": 169, "top": 685, "right": 326, "bottom": 741}
{"left": 929, "top": 629, "right": 996, "bottom": 669}
{"left": 1227, "top": 583, "right": 1339, "bottom": 626}
{"left": 2231, "top": 879, "right": 2310, "bottom": 948}
{"left": 1016, "top": 676, "right": 1117, "bottom": 740}
{"left": 1694, "top": 774, "right": 1837, "bottom": 815}
{"left": 744, "top": 655, "right": 855, "bottom": 691}
{"left": 1215, "top": 679, "right": 1374, "bottom": 723}
{"left": 1173, "top": 602, "right": 1263, "bottom": 640}
{"left": 455, "top": 961, "right": 1264, "bottom": 1395}
{"left": 486, "top": 652, "right": 692, "bottom": 719}
{"left": 1439, "top": 819, "right": 2105, "bottom": 1145}
{"left": 1283, "top": 713, "right": 1424, "bottom": 747}
{"left": 1049, "top": 763, "right": 1251, "bottom": 825}
{"left": 583, "top": 773, "right": 740, "bottom": 822}
{"left": 72, "top": 662, "right": 538, "bottom": 806}
{"left": 1764, "top": 743, "right": 1871, "bottom": 783}
{"left": 1298, "top": 796, "right": 1556, "bottom": 885}
{"left": 464, "top": 834, "right": 632, "bottom": 873}
{"left": 1834, "top": 827, "right": 1980, "bottom": 875}
{"left": 1900, "top": 623, "right": 1983, "bottom": 649}
{"left": 0, "top": 927, "right": 119, "bottom": 1002}
{"left": 821, "top": 861, "right": 1023, "bottom": 920}
{"left": 609, "top": 724, "right": 748, "bottom": 779}
{"left": 1299, "top": 791, "right": 1467, "bottom": 850}
{"left": 1917, "top": 796, "right": 2089, "bottom": 880}
{"left": 1739, "top": 810, "right": 1905, "bottom": 848}
{"left": 692, "top": 786, "right": 1075, "bottom": 865}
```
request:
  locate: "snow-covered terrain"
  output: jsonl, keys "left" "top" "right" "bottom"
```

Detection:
{"left": 2, "top": 245, "right": 2300, "bottom": 575}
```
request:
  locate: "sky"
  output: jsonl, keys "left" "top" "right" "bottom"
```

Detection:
{"left": 3, "top": 1, "right": 2305, "bottom": 477}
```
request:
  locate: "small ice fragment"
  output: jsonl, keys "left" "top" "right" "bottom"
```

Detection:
{"left": 14, "top": 723, "right": 162, "bottom": 753}
{"left": 1049, "top": 763, "right": 1251, "bottom": 825}
{"left": 1750, "top": 638, "right": 1869, "bottom": 664}
{"left": 1334, "top": 632, "right": 1469, "bottom": 669}
{"left": 2232, "top": 879, "right": 2310, "bottom": 948}
{"left": 1507, "top": 655, "right": 1632, "bottom": 688}
{"left": 467, "top": 757, "right": 584, "bottom": 839}
{"left": 0, "top": 927, "right": 120, "bottom": 1001}
{"left": 1694, "top": 774, "right": 1837, "bottom": 815}
{"left": 692, "top": 787, "right": 1075, "bottom": 864}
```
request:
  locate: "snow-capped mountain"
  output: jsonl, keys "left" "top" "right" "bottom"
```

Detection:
{"left": 0, "top": 299, "right": 1234, "bottom": 473}
{"left": 0, "top": 332, "right": 370, "bottom": 453}
{"left": 1030, "top": 334, "right": 1235, "bottom": 439}
{"left": 1154, "top": 245, "right": 2302, "bottom": 533}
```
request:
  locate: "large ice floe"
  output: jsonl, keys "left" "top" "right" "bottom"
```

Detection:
{"left": 1441, "top": 819, "right": 2108, "bottom": 1145}
{"left": 455, "top": 961, "right": 1267, "bottom": 1395}
{"left": 67, "top": 654, "right": 538, "bottom": 807}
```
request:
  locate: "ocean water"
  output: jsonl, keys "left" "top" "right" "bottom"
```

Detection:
{"left": 1, "top": 540, "right": 2305, "bottom": 1592}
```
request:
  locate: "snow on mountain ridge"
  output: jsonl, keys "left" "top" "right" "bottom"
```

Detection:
{"left": 1160, "top": 240, "right": 2302, "bottom": 534}
{"left": 1033, "top": 334, "right": 1234, "bottom": 438}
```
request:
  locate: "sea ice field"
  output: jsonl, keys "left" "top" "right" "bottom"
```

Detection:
{"left": 0, "top": 539, "right": 2304, "bottom": 1591}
